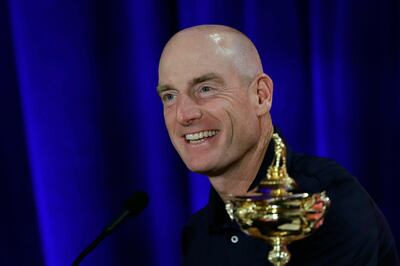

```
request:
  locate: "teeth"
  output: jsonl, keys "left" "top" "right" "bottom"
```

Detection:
{"left": 185, "top": 130, "right": 218, "bottom": 141}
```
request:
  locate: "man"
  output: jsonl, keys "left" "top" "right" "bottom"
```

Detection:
{"left": 157, "top": 25, "right": 399, "bottom": 265}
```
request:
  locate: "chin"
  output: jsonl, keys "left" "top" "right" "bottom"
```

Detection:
{"left": 185, "top": 160, "right": 214, "bottom": 175}
{"left": 187, "top": 165, "right": 210, "bottom": 174}
{"left": 187, "top": 161, "right": 229, "bottom": 177}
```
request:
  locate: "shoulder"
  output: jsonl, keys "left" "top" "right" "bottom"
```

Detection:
{"left": 289, "top": 153, "right": 399, "bottom": 265}
{"left": 183, "top": 205, "right": 209, "bottom": 230}
{"left": 182, "top": 206, "right": 209, "bottom": 254}
{"left": 290, "top": 154, "right": 352, "bottom": 191}
{"left": 289, "top": 154, "right": 376, "bottom": 223}
{"left": 290, "top": 153, "right": 378, "bottom": 227}
{"left": 182, "top": 205, "right": 208, "bottom": 265}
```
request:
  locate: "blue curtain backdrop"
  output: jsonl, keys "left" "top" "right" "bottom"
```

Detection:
{"left": 1, "top": 0, "right": 399, "bottom": 265}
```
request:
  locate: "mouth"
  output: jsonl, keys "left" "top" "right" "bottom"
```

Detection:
{"left": 184, "top": 130, "right": 219, "bottom": 144}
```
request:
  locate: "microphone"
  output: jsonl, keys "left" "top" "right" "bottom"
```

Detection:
{"left": 72, "top": 191, "right": 149, "bottom": 266}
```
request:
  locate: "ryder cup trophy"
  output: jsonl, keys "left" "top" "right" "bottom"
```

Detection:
{"left": 226, "top": 133, "right": 330, "bottom": 266}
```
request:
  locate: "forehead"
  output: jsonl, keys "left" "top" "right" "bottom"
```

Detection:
{"left": 158, "top": 34, "right": 239, "bottom": 87}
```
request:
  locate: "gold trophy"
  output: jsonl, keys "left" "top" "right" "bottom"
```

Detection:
{"left": 226, "top": 133, "right": 330, "bottom": 266}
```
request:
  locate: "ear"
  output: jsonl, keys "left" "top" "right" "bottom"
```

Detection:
{"left": 249, "top": 73, "right": 273, "bottom": 116}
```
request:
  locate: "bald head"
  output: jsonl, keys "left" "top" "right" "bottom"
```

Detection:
{"left": 158, "top": 25, "right": 263, "bottom": 86}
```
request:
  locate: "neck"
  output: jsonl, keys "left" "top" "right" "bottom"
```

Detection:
{"left": 208, "top": 122, "right": 273, "bottom": 202}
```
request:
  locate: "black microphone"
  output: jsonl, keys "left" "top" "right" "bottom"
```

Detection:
{"left": 72, "top": 191, "right": 149, "bottom": 266}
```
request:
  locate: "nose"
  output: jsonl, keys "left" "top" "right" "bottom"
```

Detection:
{"left": 176, "top": 95, "right": 202, "bottom": 125}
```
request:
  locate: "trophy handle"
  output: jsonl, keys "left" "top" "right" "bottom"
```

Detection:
{"left": 268, "top": 237, "right": 290, "bottom": 266}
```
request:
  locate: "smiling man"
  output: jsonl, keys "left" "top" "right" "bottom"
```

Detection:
{"left": 157, "top": 25, "right": 399, "bottom": 266}
{"left": 158, "top": 25, "right": 272, "bottom": 202}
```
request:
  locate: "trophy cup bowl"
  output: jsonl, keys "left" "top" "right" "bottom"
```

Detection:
{"left": 226, "top": 133, "right": 331, "bottom": 266}
{"left": 226, "top": 191, "right": 330, "bottom": 265}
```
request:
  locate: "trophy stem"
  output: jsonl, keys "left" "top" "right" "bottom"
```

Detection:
{"left": 268, "top": 237, "right": 290, "bottom": 266}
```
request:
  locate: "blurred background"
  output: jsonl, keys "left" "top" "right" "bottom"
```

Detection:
{"left": 1, "top": 0, "right": 399, "bottom": 265}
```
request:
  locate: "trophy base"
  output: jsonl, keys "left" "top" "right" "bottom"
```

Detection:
{"left": 268, "top": 238, "right": 290, "bottom": 266}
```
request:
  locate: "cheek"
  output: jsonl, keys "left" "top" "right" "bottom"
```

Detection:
{"left": 232, "top": 103, "right": 260, "bottom": 139}
{"left": 163, "top": 110, "right": 176, "bottom": 135}
{"left": 210, "top": 89, "right": 251, "bottom": 115}
{"left": 163, "top": 114, "right": 182, "bottom": 152}
{"left": 213, "top": 91, "right": 257, "bottom": 131}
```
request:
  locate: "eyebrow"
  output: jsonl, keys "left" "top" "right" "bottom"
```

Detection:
{"left": 189, "top": 72, "right": 225, "bottom": 87}
{"left": 156, "top": 84, "right": 171, "bottom": 95}
{"left": 157, "top": 72, "right": 224, "bottom": 95}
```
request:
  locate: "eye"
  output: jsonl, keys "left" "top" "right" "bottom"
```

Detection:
{"left": 198, "top": 86, "right": 216, "bottom": 96}
{"left": 200, "top": 86, "right": 212, "bottom": 93}
{"left": 196, "top": 85, "right": 218, "bottom": 98}
{"left": 161, "top": 93, "right": 177, "bottom": 105}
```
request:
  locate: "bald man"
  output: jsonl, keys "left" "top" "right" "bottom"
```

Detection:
{"left": 158, "top": 25, "right": 399, "bottom": 266}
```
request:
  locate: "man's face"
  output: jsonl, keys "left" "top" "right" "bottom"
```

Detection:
{"left": 158, "top": 34, "right": 261, "bottom": 176}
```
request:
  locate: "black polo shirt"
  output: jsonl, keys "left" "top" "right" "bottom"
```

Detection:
{"left": 182, "top": 141, "right": 399, "bottom": 265}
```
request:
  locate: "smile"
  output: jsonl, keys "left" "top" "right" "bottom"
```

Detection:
{"left": 184, "top": 130, "right": 218, "bottom": 144}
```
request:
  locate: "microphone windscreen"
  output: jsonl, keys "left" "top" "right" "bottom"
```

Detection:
{"left": 124, "top": 191, "right": 149, "bottom": 216}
